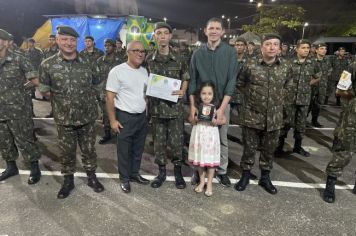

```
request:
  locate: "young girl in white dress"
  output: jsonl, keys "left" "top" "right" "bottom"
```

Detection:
{"left": 188, "top": 82, "right": 225, "bottom": 197}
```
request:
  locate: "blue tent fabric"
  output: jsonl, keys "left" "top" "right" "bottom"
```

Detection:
{"left": 51, "top": 17, "right": 125, "bottom": 51}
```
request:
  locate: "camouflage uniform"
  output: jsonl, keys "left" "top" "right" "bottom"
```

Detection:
{"left": 0, "top": 50, "right": 41, "bottom": 163}
{"left": 115, "top": 48, "right": 127, "bottom": 62}
{"left": 231, "top": 55, "right": 248, "bottom": 125}
{"left": 39, "top": 52, "right": 101, "bottom": 175}
{"left": 280, "top": 57, "right": 321, "bottom": 140}
{"left": 309, "top": 56, "right": 332, "bottom": 121}
{"left": 145, "top": 50, "right": 189, "bottom": 166}
{"left": 97, "top": 53, "right": 123, "bottom": 132}
{"left": 25, "top": 47, "right": 43, "bottom": 70}
{"left": 43, "top": 46, "right": 59, "bottom": 59}
{"left": 79, "top": 47, "right": 104, "bottom": 64}
{"left": 327, "top": 56, "right": 349, "bottom": 98}
{"left": 326, "top": 62, "right": 356, "bottom": 177}
{"left": 237, "top": 57, "right": 292, "bottom": 170}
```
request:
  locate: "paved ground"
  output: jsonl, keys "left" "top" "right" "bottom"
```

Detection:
{"left": 0, "top": 96, "right": 355, "bottom": 236}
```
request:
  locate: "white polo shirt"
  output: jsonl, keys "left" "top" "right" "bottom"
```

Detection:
{"left": 106, "top": 63, "right": 148, "bottom": 113}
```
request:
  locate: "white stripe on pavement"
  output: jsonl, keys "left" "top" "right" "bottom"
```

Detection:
{"left": 2, "top": 169, "right": 354, "bottom": 190}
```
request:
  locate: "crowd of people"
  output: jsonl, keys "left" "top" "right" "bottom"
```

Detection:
{"left": 0, "top": 17, "right": 355, "bottom": 204}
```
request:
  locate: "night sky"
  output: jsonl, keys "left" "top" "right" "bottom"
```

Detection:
{"left": 0, "top": 0, "right": 354, "bottom": 44}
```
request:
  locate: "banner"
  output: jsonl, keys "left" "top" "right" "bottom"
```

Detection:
{"left": 126, "top": 15, "right": 155, "bottom": 49}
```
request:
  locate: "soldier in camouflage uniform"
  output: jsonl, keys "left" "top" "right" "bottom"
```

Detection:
{"left": 115, "top": 38, "right": 127, "bottom": 62}
{"left": 79, "top": 35, "right": 104, "bottom": 64}
{"left": 97, "top": 38, "right": 123, "bottom": 144}
{"left": 43, "top": 34, "right": 59, "bottom": 59}
{"left": 308, "top": 43, "right": 332, "bottom": 127}
{"left": 275, "top": 39, "right": 321, "bottom": 157}
{"left": 39, "top": 26, "right": 104, "bottom": 199}
{"left": 0, "top": 29, "right": 41, "bottom": 185}
{"left": 327, "top": 47, "right": 350, "bottom": 105}
{"left": 234, "top": 33, "right": 292, "bottom": 195}
{"left": 323, "top": 61, "right": 356, "bottom": 203}
{"left": 145, "top": 22, "right": 189, "bottom": 189}
{"left": 231, "top": 37, "right": 248, "bottom": 125}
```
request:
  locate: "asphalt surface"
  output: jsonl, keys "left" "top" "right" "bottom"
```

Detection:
{"left": 0, "top": 95, "right": 355, "bottom": 236}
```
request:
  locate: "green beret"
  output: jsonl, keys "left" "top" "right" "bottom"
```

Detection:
{"left": 56, "top": 25, "right": 79, "bottom": 38}
{"left": 261, "top": 33, "right": 281, "bottom": 43}
{"left": 0, "top": 29, "right": 11, "bottom": 40}
{"left": 154, "top": 22, "right": 172, "bottom": 33}
{"left": 8, "top": 33, "right": 14, "bottom": 41}
{"left": 315, "top": 43, "right": 327, "bottom": 49}
{"left": 49, "top": 34, "right": 56, "bottom": 38}
{"left": 235, "top": 37, "right": 247, "bottom": 45}
{"left": 85, "top": 35, "right": 94, "bottom": 41}
{"left": 104, "top": 38, "right": 115, "bottom": 46}
{"left": 297, "top": 39, "right": 311, "bottom": 47}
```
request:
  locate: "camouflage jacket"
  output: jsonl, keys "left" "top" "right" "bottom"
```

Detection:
{"left": 331, "top": 56, "right": 349, "bottom": 81}
{"left": 97, "top": 53, "right": 123, "bottom": 95}
{"left": 39, "top": 52, "right": 101, "bottom": 126}
{"left": 115, "top": 49, "right": 127, "bottom": 62}
{"left": 0, "top": 50, "right": 38, "bottom": 121}
{"left": 25, "top": 47, "right": 43, "bottom": 70}
{"left": 313, "top": 56, "right": 332, "bottom": 97}
{"left": 231, "top": 55, "right": 248, "bottom": 105}
{"left": 43, "top": 46, "right": 59, "bottom": 59}
{"left": 145, "top": 50, "right": 190, "bottom": 118}
{"left": 79, "top": 47, "right": 104, "bottom": 64}
{"left": 285, "top": 57, "right": 321, "bottom": 106}
{"left": 237, "top": 57, "right": 292, "bottom": 131}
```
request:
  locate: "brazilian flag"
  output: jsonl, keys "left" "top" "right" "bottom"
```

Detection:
{"left": 126, "top": 15, "right": 155, "bottom": 49}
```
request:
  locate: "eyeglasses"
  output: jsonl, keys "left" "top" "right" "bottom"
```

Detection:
{"left": 128, "top": 49, "right": 146, "bottom": 55}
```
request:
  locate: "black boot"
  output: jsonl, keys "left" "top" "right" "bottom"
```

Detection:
{"left": 323, "top": 176, "right": 336, "bottom": 203}
{"left": 28, "top": 161, "right": 41, "bottom": 185}
{"left": 234, "top": 170, "right": 250, "bottom": 191}
{"left": 0, "top": 161, "right": 19, "bottom": 181}
{"left": 274, "top": 137, "right": 286, "bottom": 157}
{"left": 57, "top": 174, "right": 75, "bottom": 199}
{"left": 87, "top": 171, "right": 105, "bottom": 193}
{"left": 311, "top": 117, "right": 323, "bottom": 128}
{"left": 151, "top": 165, "right": 166, "bottom": 188}
{"left": 258, "top": 170, "right": 277, "bottom": 194}
{"left": 174, "top": 164, "right": 186, "bottom": 189}
{"left": 293, "top": 138, "right": 310, "bottom": 157}
{"left": 98, "top": 131, "right": 111, "bottom": 144}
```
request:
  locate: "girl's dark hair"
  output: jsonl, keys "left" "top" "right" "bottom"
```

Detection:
{"left": 195, "top": 82, "right": 219, "bottom": 108}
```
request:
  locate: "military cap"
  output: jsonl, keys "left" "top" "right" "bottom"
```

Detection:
{"left": 49, "top": 34, "right": 56, "bottom": 38}
{"left": 261, "top": 33, "right": 281, "bottom": 43}
{"left": 235, "top": 37, "right": 247, "bottom": 45}
{"left": 27, "top": 38, "right": 35, "bottom": 43}
{"left": 315, "top": 43, "right": 327, "bottom": 49}
{"left": 296, "top": 39, "right": 311, "bottom": 47}
{"left": 8, "top": 33, "right": 14, "bottom": 41}
{"left": 85, "top": 35, "right": 94, "bottom": 41}
{"left": 338, "top": 47, "right": 346, "bottom": 51}
{"left": 104, "top": 38, "right": 115, "bottom": 46}
{"left": 154, "top": 22, "right": 172, "bottom": 33}
{"left": 56, "top": 25, "right": 79, "bottom": 38}
{"left": 0, "top": 29, "right": 11, "bottom": 40}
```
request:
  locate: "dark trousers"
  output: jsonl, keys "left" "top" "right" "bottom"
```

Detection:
{"left": 116, "top": 109, "right": 148, "bottom": 183}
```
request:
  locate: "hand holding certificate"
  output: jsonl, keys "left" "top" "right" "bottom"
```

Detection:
{"left": 146, "top": 73, "right": 182, "bottom": 103}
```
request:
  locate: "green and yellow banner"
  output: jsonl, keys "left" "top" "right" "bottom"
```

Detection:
{"left": 126, "top": 15, "right": 155, "bottom": 49}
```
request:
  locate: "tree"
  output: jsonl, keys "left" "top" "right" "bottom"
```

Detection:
{"left": 324, "top": 10, "right": 356, "bottom": 36}
{"left": 242, "top": 4, "right": 305, "bottom": 40}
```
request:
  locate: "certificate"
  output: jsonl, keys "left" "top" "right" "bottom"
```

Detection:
{"left": 146, "top": 73, "right": 182, "bottom": 103}
{"left": 337, "top": 70, "right": 352, "bottom": 91}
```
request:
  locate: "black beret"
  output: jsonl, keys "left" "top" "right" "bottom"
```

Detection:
{"left": 56, "top": 25, "right": 79, "bottom": 38}
{"left": 261, "top": 33, "right": 282, "bottom": 43}
{"left": 154, "top": 22, "right": 172, "bottom": 33}
{"left": 296, "top": 39, "right": 311, "bottom": 47}
{"left": 0, "top": 29, "right": 11, "bottom": 40}
{"left": 235, "top": 37, "right": 247, "bottom": 45}
{"left": 85, "top": 35, "right": 94, "bottom": 41}
{"left": 49, "top": 34, "right": 56, "bottom": 38}
{"left": 338, "top": 47, "right": 346, "bottom": 51}
{"left": 104, "top": 38, "right": 115, "bottom": 46}
{"left": 315, "top": 43, "right": 327, "bottom": 49}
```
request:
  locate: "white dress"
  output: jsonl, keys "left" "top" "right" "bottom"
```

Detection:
{"left": 188, "top": 122, "right": 220, "bottom": 167}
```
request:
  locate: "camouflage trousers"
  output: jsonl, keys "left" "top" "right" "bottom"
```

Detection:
{"left": 100, "top": 99, "right": 110, "bottom": 132}
{"left": 230, "top": 103, "right": 242, "bottom": 125}
{"left": 281, "top": 104, "right": 308, "bottom": 140}
{"left": 308, "top": 87, "right": 324, "bottom": 120}
{"left": 326, "top": 80, "right": 338, "bottom": 98}
{"left": 240, "top": 126, "right": 280, "bottom": 171}
{"left": 0, "top": 118, "right": 40, "bottom": 162}
{"left": 56, "top": 122, "right": 97, "bottom": 175}
{"left": 326, "top": 98, "right": 356, "bottom": 177}
{"left": 152, "top": 117, "right": 183, "bottom": 166}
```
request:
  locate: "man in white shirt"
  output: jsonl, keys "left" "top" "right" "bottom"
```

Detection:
{"left": 106, "top": 40, "right": 149, "bottom": 193}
